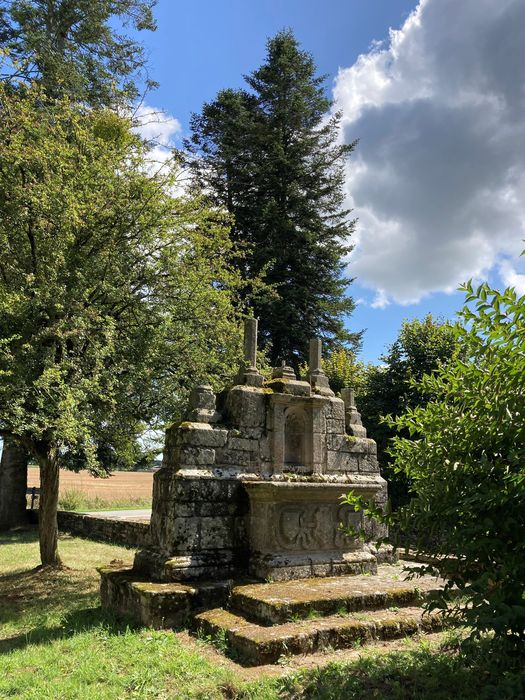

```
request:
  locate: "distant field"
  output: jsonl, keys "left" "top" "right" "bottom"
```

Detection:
{"left": 27, "top": 467, "right": 153, "bottom": 505}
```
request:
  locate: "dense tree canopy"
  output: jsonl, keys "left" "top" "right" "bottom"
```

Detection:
{"left": 0, "top": 0, "right": 159, "bottom": 529}
{"left": 0, "top": 83, "right": 243, "bottom": 564}
{"left": 358, "top": 314, "right": 458, "bottom": 507}
{"left": 187, "top": 30, "right": 359, "bottom": 368}
{"left": 0, "top": 0, "right": 156, "bottom": 105}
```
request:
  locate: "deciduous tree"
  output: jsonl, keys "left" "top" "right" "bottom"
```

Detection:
{"left": 358, "top": 314, "right": 458, "bottom": 507}
{"left": 345, "top": 282, "right": 525, "bottom": 645}
{"left": 0, "top": 0, "right": 157, "bottom": 528}
{"left": 0, "top": 0, "right": 156, "bottom": 105}
{"left": 0, "top": 84, "right": 243, "bottom": 565}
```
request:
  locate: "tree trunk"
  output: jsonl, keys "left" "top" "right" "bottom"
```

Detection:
{"left": 37, "top": 447, "right": 62, "bottom": 567}
{"left": 0, "top": 439, "right": 29, "bottom": 530}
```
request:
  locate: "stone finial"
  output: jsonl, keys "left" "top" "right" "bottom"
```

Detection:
{"left": 309, "top": 338, "right": 322, "bottom": 374}
{"left": 188, "top": 383, "right": 220, "bottom": 423}
{"left": 271, "top": 362, "right": 296, "bottom": 380}
{"left": 235, "top": 318, "right": 264, "bottom": 387}
{"left": 244, "top": 317, "right": 258, "bottom": 369}
{"left": 341, "top": 387, "right": 367, "bottom": 437}
{"left": 308, "top": 337, "right": 334, "bottom": 396}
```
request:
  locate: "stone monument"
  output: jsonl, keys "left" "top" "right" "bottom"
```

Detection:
{"left": 131, "top": 319, "right": 387, "bottom": 583}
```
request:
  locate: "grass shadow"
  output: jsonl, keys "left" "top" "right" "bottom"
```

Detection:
{"left": 0, "top": 605, "right": 143, "bottom": 655}
{"left": 277, "top": 639, "right": 525, "bottom": 700}
{"left": 0, "top": 526, "right": 39, "bottom": 546}
{"left": 0, "top": 528, "right": 138, "bottom": 656}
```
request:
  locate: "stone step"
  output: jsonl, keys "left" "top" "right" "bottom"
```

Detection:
{"left": 99, "top": 565, "right": 232, "bottom": 628}
{"left": 230, "top": 562, "right": 445, "bottom": 625}
{"left": 195, "top": 605, "right": 445, "bottom": 666}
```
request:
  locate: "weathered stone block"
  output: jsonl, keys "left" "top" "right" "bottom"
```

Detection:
{"left": 326, "top": 450, "right": 358, "bottom": 472}
{"left": 330, "top": 401, "right": 345, "bottom": 421}
{"left": 178, "top": 447, "right": 215, "bottom": 467}
{"left": 359, "top": 455, "right": 380, "bottom": 473}
{"left": 326, "top": 434, "right": 344, "bottom": 451}
{"left": 264, "top": 378, "right": 311, "bottom": 396}
{"left": 169, "top": 517, "right": 201, "bottom": 551}
{"left": 326, "top": 418, "right": 345, "bottom": 434}
{"left": 228, "top": 436, "right": 258, "bottom": 452}
{"left": 214, "top": 448, "right": 251, "bottom": 468}
{"left": 200, "top": 516, "right": 234, "bottom": 549}
{"left": 179, "top": 424, "right": 228, "bottom": 448}
{"left": 226, "top": 386, "right": 266, "bottom": 428}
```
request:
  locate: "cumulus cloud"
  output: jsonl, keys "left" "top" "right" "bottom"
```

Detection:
{"left": 335, "top": 0, "right": 525, "bottom": 305}
{"left": 132, "top": 102, "right": 182, "bottom": 175}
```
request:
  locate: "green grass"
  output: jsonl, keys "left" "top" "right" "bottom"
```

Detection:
{"left": 58, "top": 489, "right": 152, "bottom": 512}
{"left": 0, "top": 529, "right": 241, "bottom": 699}
{"left": 277, "top": 639, "right": 525, "bottom": 700}
{"left": 1, "top": 530, "right": 524, "bottom": 699}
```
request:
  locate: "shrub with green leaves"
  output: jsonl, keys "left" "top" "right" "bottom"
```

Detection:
{"left": 345, "top": 280, "right": 525, "bottom": 645}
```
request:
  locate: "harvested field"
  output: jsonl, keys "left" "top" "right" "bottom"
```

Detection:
{"left": 27, "top": 466, "right": 153, "bottom": 501}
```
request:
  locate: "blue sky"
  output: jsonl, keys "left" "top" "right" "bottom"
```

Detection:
{"left": 135, "top": 0, "right": 525, "bottom": 363}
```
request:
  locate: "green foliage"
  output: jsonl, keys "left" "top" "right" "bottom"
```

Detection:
{"left": 0, "top": 0, "right": 157, "bottom": 105}
{"left": 346, "top": 282, "right": 525, "bottom": 646}
{"left": 322, "top": 348, "right": 366, "bottom": 395}
{"left": 0, "top": 81, "right": 244, "bottom": 562}
{"left": 0, "top": 81, "right": 243, "bottom": 464}
{"left": 358, "top": 314, "right": 458, "bottom": 507}
{"left": 187, "top": 30, "right": 360, "bottom": 368}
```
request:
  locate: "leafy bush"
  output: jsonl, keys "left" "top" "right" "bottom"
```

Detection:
{"left": 345, "top": 281, "right": 525, "bottom": 646}
{"left": 58, "top": 489, "right": 85, "bottom": 512}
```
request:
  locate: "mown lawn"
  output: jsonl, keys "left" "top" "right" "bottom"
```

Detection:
{"left": 1, "top": 529, "right": 524, "bottom": 699}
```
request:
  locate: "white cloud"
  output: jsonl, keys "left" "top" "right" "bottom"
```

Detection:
{"left": 335, "top": 0, "right": 525, "bottom": 305}
{"left": 133, "top": 102, "right": 181, "bottom": 147}
{"left": 499, "top": 260, "right": 525, "bottom": 296}
{"left": 132, "top": 102, "right": 182, "bottom": 175}
{"left": 130, "top": 103, "right": 190, "bottom": 195}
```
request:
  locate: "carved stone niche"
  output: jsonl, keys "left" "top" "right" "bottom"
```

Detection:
{"left": 284, "top": 407, "right": 306, "bottom": 468}
{"left": 270, "top": 395, "right": 325, "bottom": 476}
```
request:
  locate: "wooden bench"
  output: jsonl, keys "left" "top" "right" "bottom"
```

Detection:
{"left": 26, "top": 486, "right": 40, "bottom": 509}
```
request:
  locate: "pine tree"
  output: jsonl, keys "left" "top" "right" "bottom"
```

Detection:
{"left": 187, "top": 30, "right": 359, "bottom": 367}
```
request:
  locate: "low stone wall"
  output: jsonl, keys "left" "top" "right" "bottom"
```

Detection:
{"left": 58, "top": 511, "right": 150, "bottom": 548}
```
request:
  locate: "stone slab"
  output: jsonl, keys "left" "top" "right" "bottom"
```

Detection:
{"left": 230, "top": 562, "right": 445, "bottom": 625}
{"left": 195, "top": 605, "right": 444, "bottom": 666}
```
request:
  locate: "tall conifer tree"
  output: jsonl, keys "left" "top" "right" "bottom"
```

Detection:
{"left": 188, "top": 30, "right": 359, "bottom": 367}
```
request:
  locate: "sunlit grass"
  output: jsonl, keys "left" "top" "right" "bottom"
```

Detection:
{"left": 1, "top": 530, "right": 523, "bottom": 699}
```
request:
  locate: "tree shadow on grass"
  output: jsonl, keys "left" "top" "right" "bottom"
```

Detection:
{"left": 0, "top": 528, "right": 140, "bottom": 656}
{"left": 278, "top": 640, "right": 525, "bottom": 700}
{"left": 0, "top": 605, "right": 142, "bottom": 655}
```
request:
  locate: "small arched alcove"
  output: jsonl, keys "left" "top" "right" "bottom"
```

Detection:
{"left": 284, "top": 408, "right": 306, "bottom": 468}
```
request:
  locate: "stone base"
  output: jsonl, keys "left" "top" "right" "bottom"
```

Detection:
{"left": 99, "top": 565, "right": 232, "bottom": 628}
{"left": 245, "top": 480, "right": 386, "bottom": 581}
{"left": 133, "top": 547, "right": 242, "bottom": 582}
{"left": 250, "top": 550, "right": 377, "bottom": 582}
